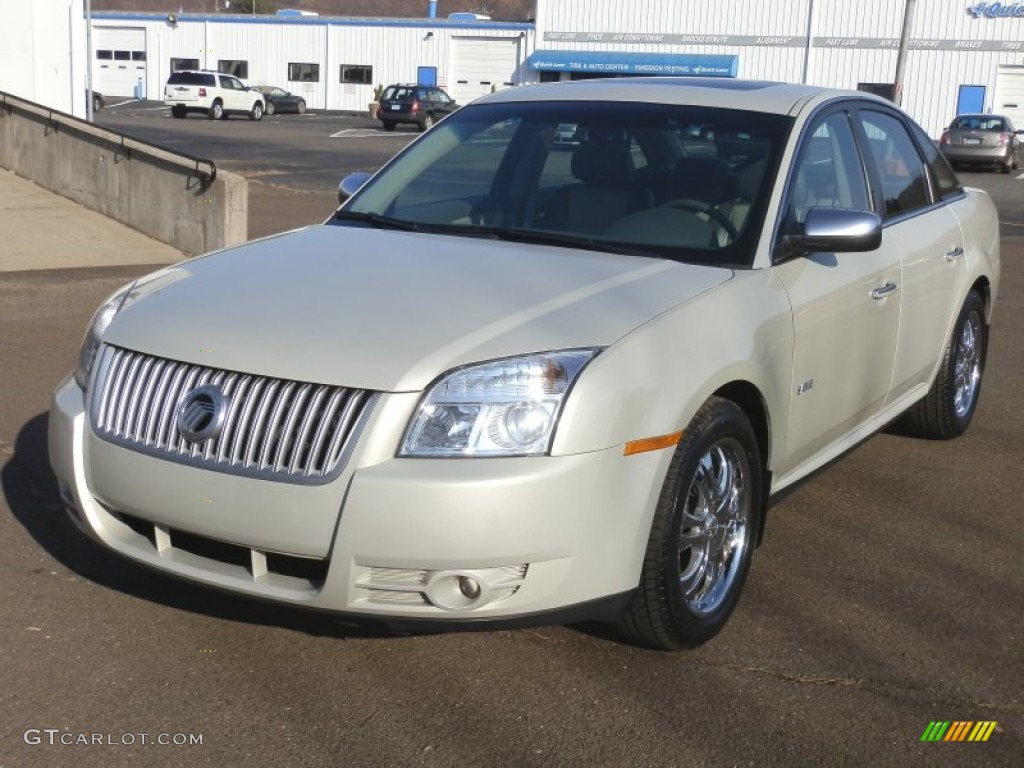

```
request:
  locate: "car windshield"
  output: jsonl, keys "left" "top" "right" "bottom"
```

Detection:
{"left": 337, "top": 100, "right": 791, "bottom": 267}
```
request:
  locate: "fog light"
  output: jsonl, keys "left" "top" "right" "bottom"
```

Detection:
{"left": 459, "top": 576, "right": 481, "bottom": 599}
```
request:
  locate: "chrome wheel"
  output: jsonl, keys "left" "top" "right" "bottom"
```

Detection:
{"left": 953, "top": 309, "right": 982, "bottom": 419}
{"left": 677, "top": 437, "right": 751, "bottom": 617}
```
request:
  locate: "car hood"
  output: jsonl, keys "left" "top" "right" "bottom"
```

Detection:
{"left": 104, "top": 225, "right": 732, "bottom": 392}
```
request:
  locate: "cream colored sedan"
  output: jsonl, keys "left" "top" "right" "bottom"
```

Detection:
{"left": 50, "top": 79, "right": 1000, "bottom": 650}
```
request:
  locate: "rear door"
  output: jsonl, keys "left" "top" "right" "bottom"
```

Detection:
{"left": 853, "top": 107, "right": 967, "bottom": 405}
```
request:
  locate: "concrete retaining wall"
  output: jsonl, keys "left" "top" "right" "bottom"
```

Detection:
{"left": 0, "top": 91, "right": 246, "bottom": 256}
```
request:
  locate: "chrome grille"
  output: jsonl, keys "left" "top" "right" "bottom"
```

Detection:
{"left": 90, "top": 345, "right": 376, "bottom": 483}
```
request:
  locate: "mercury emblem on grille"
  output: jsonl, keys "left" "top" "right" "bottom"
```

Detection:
{"left": 176, "top": 384, "right": 228, "bottom": 443}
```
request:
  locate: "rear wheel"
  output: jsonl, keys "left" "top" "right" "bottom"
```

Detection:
{"left": 419, "top": 113, "right": 435, "bottom": 132}
{"left": 901, "top": 290, "right": 986, "bottom": 439}
{"left": 171, "top": 105, "right": 186, "bottom": 119}
{"left": 382, "top": 120, "right": 396, "bottom": 132}
{"left": 619, "top": 397, "right": 762, "bottom": 650}
{"left": 1001, "top": 157, "right": 1013, "bottom": 174}
{"left": 208, "top": 100, "right": 223, "bottom": 120}
{"left": 265, "top": 101, "right": 275, "bottom": 116}
{"left": 249, "top": 102, "right": 263, "bottom": 121}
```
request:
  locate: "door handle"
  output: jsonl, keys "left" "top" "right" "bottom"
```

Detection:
{"left": 870, "top": 281, "right": 898, "bottom": 300}
{"left": 946, "top": 246, "right": 965, "bottom": 261}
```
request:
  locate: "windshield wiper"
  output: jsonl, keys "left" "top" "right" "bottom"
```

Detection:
{"left": 478, "top": 226, "right": 654, "bottom": 258}
{"left": 332, "top": 210, "right": 421, "bottom": 232}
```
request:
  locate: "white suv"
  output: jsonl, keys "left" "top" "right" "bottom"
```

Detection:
{"left": 164, "top": 71, "right": 264, "bottom": 121}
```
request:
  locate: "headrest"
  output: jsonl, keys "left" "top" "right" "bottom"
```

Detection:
{"left": 571, "top": 142, "right": 635, "bottom": 187}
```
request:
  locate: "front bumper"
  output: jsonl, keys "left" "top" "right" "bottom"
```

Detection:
{"left": 49, "top": 375, "right": 670, "bottom": 625}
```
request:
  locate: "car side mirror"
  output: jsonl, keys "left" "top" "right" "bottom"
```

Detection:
{"left": 338, "top": 172, "right": 373, "bottom": 204}
{"left": 780, "top": 208, "right": 882, "bottom": 259}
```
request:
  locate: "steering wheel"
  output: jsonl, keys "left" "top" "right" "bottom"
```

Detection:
{"left": 663, "top": 198, "right": 739, "bottom": 244}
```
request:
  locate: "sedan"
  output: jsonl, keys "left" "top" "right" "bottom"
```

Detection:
{"left": 251, "top": 86, "right": 307, "bottom": 115}
{"left": 940, "top": 113, "right": 1022, "bottom": 173}
{"left": 50, "top": 78, "right": 999, "bottom": 650}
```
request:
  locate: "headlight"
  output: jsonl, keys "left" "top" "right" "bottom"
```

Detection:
{"left": 400, "top": 349, "right": 600, "bottom": 457}
{"left": 73, "top": 282, "right": 137, "bottom": 390}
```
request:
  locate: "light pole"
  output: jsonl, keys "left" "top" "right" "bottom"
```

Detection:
{"left": 893, "top": 0, "right": 917, "bottom": 105}
{"left": 85, "top": 0, "right": 93, "bottom": 120}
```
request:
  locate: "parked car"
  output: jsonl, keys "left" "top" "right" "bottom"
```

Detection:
{"left": 51, "top": 78, "right": 999, "bottom": 651}
{"left": 378, "top": 84, "right": 458, "bottom": 132}
{"left": 164, "top": 70, "right": 264, "bottom": 121}
{"left": 252, "top": 86, "right": 307, "bottom": 115}
{"left": 940, "top": 113, "right": 1023, "bottom": 173}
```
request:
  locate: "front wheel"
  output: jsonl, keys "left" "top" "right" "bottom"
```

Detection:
{"left": 296, "top": 100, "right": 306, "bottom": 115}
{"left": 901, "top": 290, "right": 987, "bottom": 439}
{"left": 249, "top": 102, "right": 263, "bottom": 121}
{"left": 265, "top": 101, "right": 275, "bottom": 116}
{"left": 619, "top": 397, "right": 762, "bottom": 650}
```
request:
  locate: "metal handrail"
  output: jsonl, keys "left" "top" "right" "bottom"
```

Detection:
{"left": 0, "top": 90, "right": 217, "bottom": 183}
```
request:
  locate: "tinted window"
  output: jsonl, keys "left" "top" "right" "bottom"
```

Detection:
{"left": 288, "top": 62, "right": 319, "bottom": 82}
{"left": 858, "top": 110, "right": 930, "bottom": 218}
{"left": 912, "top": 123, "right": 962, "bottom": 200}
{"left": 785, "top": 111, "right": 870, "bottom": 227}
{"left": 171, "top": 58, "right": 199, "bottom": 72}
{"left": 950, "top": 115, "right": 1008, "bottom": 132}
{"left": 340, "top": 65, "right": 373, "bottom": 85}
{"left": 218, "top": 59, "right": 248, "bottom": 79}
{"left": 167, "top": 72, "right": 216, "bottom": 86}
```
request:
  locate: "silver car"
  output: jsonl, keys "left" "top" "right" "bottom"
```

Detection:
{"left": 940, "top": 113, "right": 1022, "bottom": 173}
{"left": 50, "top": 78, "right": 1000, "bottom": 650}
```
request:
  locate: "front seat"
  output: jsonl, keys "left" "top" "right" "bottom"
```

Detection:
{"left": 541, "top": 142, "right": 651, "bottom": 235}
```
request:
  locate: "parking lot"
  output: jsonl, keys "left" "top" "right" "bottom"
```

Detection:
{"left": 1, "top": 99, "right": 1022, "bottom": 766}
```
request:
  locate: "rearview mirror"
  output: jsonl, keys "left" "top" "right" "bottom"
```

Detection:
{"left": 780, "top": 208, "right": 882, "bottom": 258}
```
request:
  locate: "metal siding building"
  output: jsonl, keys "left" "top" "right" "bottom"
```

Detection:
{"left": 89, "top": 13, "right": 532, "bottom": 112}
{"left": 86, "top": 2, "right": 1024, "bottom": 137}
{"left": 530, "top": 0, "right": 1024, "bottom": 137}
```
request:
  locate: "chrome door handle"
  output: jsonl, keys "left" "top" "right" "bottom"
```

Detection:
{"left": 946, "top": 246, "right": 965, "bottom": 261}
{"left": 871, "top": 282, "right": 898, "bottom": 299}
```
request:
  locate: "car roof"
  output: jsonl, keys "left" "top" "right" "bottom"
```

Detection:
{"left": 478, "top": 77, "right": 889, "bottom": 116}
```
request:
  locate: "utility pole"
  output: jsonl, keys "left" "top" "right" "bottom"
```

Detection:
{"left": 85, "top": 0, "right": 93, "bottom": 121}
{"left": 893, "top": 0, "right": 916, "bottom": 106}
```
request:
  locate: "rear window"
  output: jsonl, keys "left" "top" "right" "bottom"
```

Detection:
{"left": 382, "top": 86, "right": 415, "bottom": 101}
{"left": 167, "top": 72, "right": 216, "bottom": 87}
{"left": 950, "top": 115, "right": 1007, "bottom": 132}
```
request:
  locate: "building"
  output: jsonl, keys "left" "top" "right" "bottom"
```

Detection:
{"left": 4, "top": 1, "right": 1024, "bottom": 137}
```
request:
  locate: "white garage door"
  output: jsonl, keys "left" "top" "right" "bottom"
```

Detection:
{"left": 448, "top": 37, "right": 520, "bottom": 106}
{"left": 93, "top": 27, "right": 147, "bottom": 98}
{"left": 993, "top": 65, "right": 1024, "bottom": 129}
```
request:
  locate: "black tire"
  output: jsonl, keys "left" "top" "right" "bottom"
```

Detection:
{"left": 619, "top": 397, "right": 762, "bottom": 650}
{"left": 171, "top": 105, "right": 186, "bottom": 119}
{"left": 382, "top": 120, "right": 396, "bottom": 132}
{"left": 297, "top": 100, "right": 306, "bottom": 115}
{"left": 208, "top": 100, "right": 223, "bottom": 120}
{"left": 265, "top": 101, "right": 275, "bottom": 116}
{"left": 901, "top": 290, "right": 987, "bottom": 440}
{"left": 419, "top": 113, "right": 435, "bottom": 132}
{"left": 93, "top": 95, "right": 103, "bottom": 112}
{"left": 1000, "top": 158, "right": 1012, "bottom": 174}
{"left": 249, "top": 101, "right": 263, "bottom": 121}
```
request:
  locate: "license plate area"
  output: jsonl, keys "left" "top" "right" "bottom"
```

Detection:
{"left": 963, "top": 137, "right": 982, "bottom": 146}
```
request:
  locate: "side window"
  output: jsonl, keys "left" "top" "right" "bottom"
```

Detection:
{"left": 784, "top": 111, "right": 870, "bottom": 228}
{"left": 858, "top": 110, "right": 930, "bottom": 218}
{"left": 911, "top": 122, "right": 962, "bottom": 201}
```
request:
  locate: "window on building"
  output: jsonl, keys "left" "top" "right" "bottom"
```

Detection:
{"left": 340, "top": 65, "right": 373, "bottom": 85}
{"left": 218, "top": 60, "right": 249, "bottom": 79}
{"left": 114, "top": 50, "right": 131, "bottom": 61}
{"left": 96, "top": 50, "right": 113, "bottom": 60}
{"left": 539, "top": 71, "right": 561, "bottom": 83}
{"left": 171, "top": 58, "right": 199, "bottom": 72}
{"left": 288, "top": 62, "right": 320, "bottom": 82}
{"left": 857, "top": 83, "right": 896, "bottom": 103}
{"left": 132, "top": 51, "right": 147, "bottom": 61}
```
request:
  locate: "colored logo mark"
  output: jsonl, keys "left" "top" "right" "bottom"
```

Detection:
{"left": 920, "top": 721, "right": 997, "bottom": 742}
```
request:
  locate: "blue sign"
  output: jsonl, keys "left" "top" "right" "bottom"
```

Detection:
{"left": 528, "top": 50, "right": 738, "bottom": 77}
{"left": 967, "top": 2, "right": 1024, "bottom": 17}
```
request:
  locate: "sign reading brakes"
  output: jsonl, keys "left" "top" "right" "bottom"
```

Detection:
{"left": 968, "top": 2, "right": 1024, "bottom": 17}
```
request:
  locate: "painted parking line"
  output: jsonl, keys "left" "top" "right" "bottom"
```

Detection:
{"left": 330, "top": 128, "right": 413, "bottom": 138}
{"left": 1016, "top": 171, "right": 1024, "bottom": 180}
